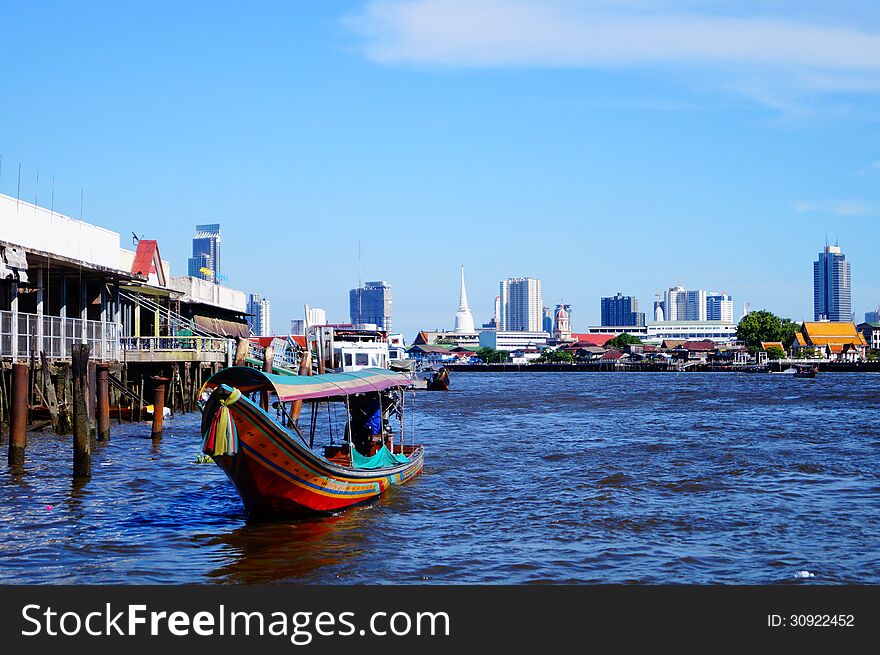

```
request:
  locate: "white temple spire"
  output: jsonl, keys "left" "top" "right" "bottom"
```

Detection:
{"left": 454, "top": 265, "right": 476, "bottom": 333}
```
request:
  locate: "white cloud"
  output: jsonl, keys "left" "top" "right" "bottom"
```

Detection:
{"left": 348, "top": 1, "right": 880, "bottom": 68}
{"left": 793, "top": 199, "right": 879, "bottom": 217}
{"left": 345, "top": 1, "right": 880, "bottom": 112}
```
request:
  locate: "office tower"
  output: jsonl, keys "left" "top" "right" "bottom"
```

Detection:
{"left": 290, "top": 307, "right": 327, "bottom": 335}
{"left": 866, "top": 306, "right": 880, "bottom": 323}
{"left": 706, "top": 292, "right": 734, "bottom": 323}
{"left": 600, "top": 293, "right": 645, "bottom": 327}
{"left": 542, "top": 306, "right": 553, "bottom": 333}
{"left": 499, "top": 277, "right": 542, "bottom": 331}
{"left": 349, "top": 280, "right": 392, "bottom": 330}
{"left": 453, "top": 266, "right": 476, "bottom": 333}
{"left": 188, "top": 224, "right": 221, "bottom": 283}
{"left": 663, "top": 286, "right": 687, "bottom": 321}
{"left": 813, "top": 243, "right": 852, "bottom": 321}
{"left": 247, "top": 293, "right": 271, "bottom": 336}
{"left": 685, "top": 289, "right": 707, "bottom": 321}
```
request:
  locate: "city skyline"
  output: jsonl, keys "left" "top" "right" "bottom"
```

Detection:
{"left": 1, "top": 2, "right": 879, "bottom": 338}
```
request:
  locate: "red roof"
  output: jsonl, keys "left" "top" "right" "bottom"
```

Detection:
{"left": 249, "top": 335, "right": 307, "bottom": 349}
{"left": 131, "top": 239, "right": 166, "bottom": 286}
{"left": 600, "top": 349, "right": 625, "bottom": 360}
{"left": 571, "top": 333, "right": 617, "bottom": 347}
{"left": 679, "top": 340, "right": 716, "bottom": 351}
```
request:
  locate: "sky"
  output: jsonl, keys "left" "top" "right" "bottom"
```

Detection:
{"left": 1, "top": 0, "right": 879, "bottom": 338}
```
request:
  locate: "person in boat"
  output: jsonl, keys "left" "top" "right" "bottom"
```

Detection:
{"left": 348, "top": 395, "right": 382, "bottom": 456}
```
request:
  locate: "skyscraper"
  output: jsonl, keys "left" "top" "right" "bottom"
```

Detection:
{"left": 349, "top": 280, "right": 392, "bottom": 331}
{"left": 813, "top": 244, "right": 852, "bottom": 322}
{"left": 685, "top": 289, "right": 707, "bottom": 321}
{"left": 499, "top": 277, "right": 542, "bottom": 331}
{"left": 866, "top": 306, "right": 880, "bottom": 323}
{"left": 600, "top": 293, "right": 645, "bottom": 327}
{"left": 706, "top": 292, "right": 734, "bottom": 323}
{"left": 542, "top": 306, "right": 553, "bottom": 333}
{"left": 247, "top": 293, "right": 271, "bottom": 336}
{"left": 453, "top": 266, "right": 475, "bottom": 333}
{"left": 188, "top": 224, "right": 221, "bottom": 283}
{"left": 663, "top": 286, "right": 688, "bottom": 321}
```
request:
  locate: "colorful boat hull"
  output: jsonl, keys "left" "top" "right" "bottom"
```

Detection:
{"left": 202, "top": 388, "right": 424, "bottom": 517}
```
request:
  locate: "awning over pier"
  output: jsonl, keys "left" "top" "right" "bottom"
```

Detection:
{"left": 205, "top": 367, "right": 410, "bottom": 401}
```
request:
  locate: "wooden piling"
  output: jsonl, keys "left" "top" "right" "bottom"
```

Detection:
{"left": 261, "top": 346, "right": 274, "bottom": 411}
{"left": 290, "top": 350, "right": 311, "bottom": 423}
{"left": 233, "top": 337, "right": 250, "bottom": 366}
{"left": 137, "top": 374, "right": 144, "bottom": 422}
{"left": 8, "top": 363, "right": 28, "bottom": 466}
{"left": 72, "top": 344, "right": 91, "bottom": 479}
{"left": 40, "top": 352, "right": 61, "bottom": 434}
{"left": 150, "top": 376, "right": 168, "bottom": 439}
{"left": 95, "top": 363, "right": 110, "bottom": 442}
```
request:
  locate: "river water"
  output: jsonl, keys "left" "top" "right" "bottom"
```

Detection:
{"left": 2, "top": 372, "right": 879, "bottom": 584}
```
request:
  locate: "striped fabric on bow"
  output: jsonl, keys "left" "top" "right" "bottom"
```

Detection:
{"left": 202, "top": 388, "right": 242, "bottom": 456}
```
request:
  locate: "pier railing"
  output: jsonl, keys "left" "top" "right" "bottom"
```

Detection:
{"left": 120, "top": 336, "right": 231, "bottom": 354}
{"left": 0, "top": 309, "right": 121, "bottom": 362}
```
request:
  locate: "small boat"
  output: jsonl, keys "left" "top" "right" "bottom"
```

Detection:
{"left": 426, "top": 366, "right": 450, "bottom": 391}
{"left": 200, "top": 367, "right": 424, "bottom": 517}
{"left": 795, "top": 364, "right": 819, "bottom": 378}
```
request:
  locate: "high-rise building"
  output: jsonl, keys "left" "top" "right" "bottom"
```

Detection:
{"left": 290, "top": 307, "right": 327, "bottom": 335}
{"left": 188, "top": 224, "right": 221, "bottom": 283}
{"left": 685, "top": 289, "right": 707, "bottom": 321}
{"left": 813, "top": 244, "right": 852, "bottom": 322}
{"left": 866, "top": 306, "right": 880, "bottom": 323}
{"left": 600, "top": 293, "right": 645, "bottom": 327}
{"left": 542, "top": 306, "right": 553, "bottom": 333}
{"left": 499, "top": 277, "right": 542, "bottom": 332}
{"left": 453, "top": 266, "right": 476, "bottom": 333}
{"left": 706, "top": 292, "right": 734, "bottom": 323}
{"left": 349, "top": 280, "right": 392, "bottom": 331}
{"left": 247, "top": 293, "right": 271, "bottom": 336}
{"left": 663, "top": 286, "right": 688, "bottom": 321}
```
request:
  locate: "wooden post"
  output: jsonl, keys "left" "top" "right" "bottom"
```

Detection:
{"left": 8, "top": 363, "right": 28, "bottom": 466}
{"left": 233, "top": 337, "right": 250, "bottom": 366}
{"left": 150, "top": 376, "right": 168, "bottom": 439}
{"left": 95, "top": 363, "right": 110, "bottom": 442}
{"left": 137, "top": 374, "right": 144, "bottom": 422}
{"left": 72, "top": 344, "right": 91, "bottom": 479}
{"left": 261, "top": 346, "right": 273, "bottom": 411}
{"left": 40, "top": 352, "right": 61, "bottom": 434}
{"left": 290, "top": 350, "right": 311, "bottom": 423}
{"left": 87, "top": 361, "right": 97, "bottom": 444}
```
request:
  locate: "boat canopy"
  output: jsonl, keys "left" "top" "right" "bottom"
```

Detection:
{"left": 205, "top": 366, "right": 410, "bottom": 402}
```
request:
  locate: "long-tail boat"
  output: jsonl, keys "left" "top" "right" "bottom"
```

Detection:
{"left": 200, "top": 367, "right": 424, "bottom": 517}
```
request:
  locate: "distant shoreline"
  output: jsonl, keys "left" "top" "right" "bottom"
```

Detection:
{"left": 445, "top": 362, "right": 880, "bottom": 373}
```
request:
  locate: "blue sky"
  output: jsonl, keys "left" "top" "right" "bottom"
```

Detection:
{"left": 1, "top": 1, "right": 879, "bottom": 337}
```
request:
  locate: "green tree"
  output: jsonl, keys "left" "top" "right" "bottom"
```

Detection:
{"left": 475, "top": 347, "right": 508, "bottom": 364}
{"left": 737, "top": 310, "right": 783, "bottom": 350}
{"left": 606, "top": 333, "right": 642, "bottom": 349}
{"left": 538, "top": 349, "right": 575, "bottom": 364}
{"left": 766, "top": 345, "right": 786, "bottom": 360}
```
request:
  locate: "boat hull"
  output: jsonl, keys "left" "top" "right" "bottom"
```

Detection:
{"left": 203, "top": 391, "right": 424, "bottom": 517}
